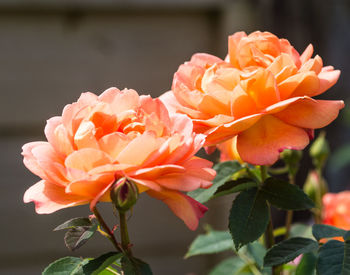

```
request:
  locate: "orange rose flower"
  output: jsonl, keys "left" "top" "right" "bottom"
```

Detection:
{"left": 161, "top": 31, "right": 344, "bottom": 165}
{"left": 23, "top": 88, "right": 215, "bottom": 230}
{"left": 322, "top": 191, "right": 350, "bottom": 230}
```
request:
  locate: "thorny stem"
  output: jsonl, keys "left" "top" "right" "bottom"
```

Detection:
{"left": 92, "top": 206, "right": 123, "bottom": 253}
{"left": 119, "top": 211, "right": 132, "bottom": 256}
{"left": 284, "top": 172, "right": 295, "bottom": 240}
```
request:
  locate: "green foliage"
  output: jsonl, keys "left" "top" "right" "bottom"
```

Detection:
{"left": 185, "top": 229, "right": 233, "bottom": 258}
{"left": 212, "top": 178, "right": 257, "bottom": 199}
{"left": 121, "top": 255, "right": 153, "bottom": 275}
{"left": 261, "top": 178, "right": 314, "bottom": 210}
{"left": 188, "top": 161, "right": 243, "bottom": 203}
{"left": 83, "top": 252, "right": 123, "bottom": 275}
{"left": 245, "top": 242, "right": 266, "bottom": 268}
{"left": 264, "top": 237, "right": 318, "bottom": 267}
{"left": 43, "top": 257, "right": 90, "bottom": 275}
{"left": 312, "top": 224, "right": 347, "bottom": 241}
{"left": 295, "top": 252, "right": 317, "bottom": 275}
{"left": 316, "top": 240, "right": 350, "bottom": 275}
{"left": 209, "top": 257, "right": 246, "bottom": 275}
{"left": 54, "top": 217, "right": 92, "bottom": 231}
{"left": 64, "top": 224, "right": 98, "bottom": 251}
{"left": 229, "top": 188, "right": 269, "bottom": 250}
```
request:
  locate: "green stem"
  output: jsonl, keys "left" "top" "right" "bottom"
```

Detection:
{"left": 260, "top": 165, "right": 268, "bottom": 183}
{"left": 119, "top": 211, "right": 132, "bottom": 255}
{"left": 92, "top": 206, "right": 123, "bottom": 252}
{"left": 265, "top": 203, "right": 275, "bottom": 249}
{"left": 284, "top": 172, "right": 295, "bottom": 240}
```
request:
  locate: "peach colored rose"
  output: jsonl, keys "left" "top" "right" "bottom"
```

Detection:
{"left": 23, "top": 88, "right": 215, "bottom": 230}
{"left": 322, "top": 191, "right": 350, "bottom": 230}
{"left": 161, "top": 31, "right": 344, "bottom": 165}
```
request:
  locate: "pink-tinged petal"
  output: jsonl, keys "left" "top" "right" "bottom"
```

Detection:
{"left": 274, "top": 98, "right": 345, "bottom": 129}
{"left": 24, "top": 180, "right": 87, "bottom": 214}
{"left": 193, "top": 114, "right": 234, "bottom": 129}
{"left": 321, "top": 66, "right": 334, "bottom": 72}
{"left": 155, "top": 175, "right": 211, "bottom": 192}
{"left": 190, "top": 53, "right": 223, "bottom": 68}
{"left": 267, "top": 53, "right": 298, "bottom": 83}
{"left": 116, "top": 131, "right": 160, "bottom": 166}
{"left": 236, "top": 115, "right": 310, "bottom": 165}
{"left": 74, "top": 121, "right": 99, "bottom": 150}
{"left": 65, "top": 148, "right": 112, "bottom": 172}
{"left": 131, "top": 165, "right": 185, "bottom": 179}
{"left": 62, "top": 92, "right": 98, "bottom": 136}
{"left": 205, "top": 114, "right": 262, "bottom": 146}
{"left": 66, "top": 173, "right": 115, "bottom": 198}
{"left": 89, "top": 163, "right": 134, "bottom": 175}
{"left": 129, "top": 178, "right": 162, "bottom": 192}
{"left": 99, "top": 132, "right": 130, "bottom": 161}
{"left": 166, "top": 134, "right": 206, "bottom": 164}
{"left": 279, "top": 71, "right": 319, "bottom": 99}
{"left": 160, "top": 91, "right": 206, "bottom": 119}
{"left": 318, "top": 70, "right": 341, "bottom": 94}
{"left": 22, "top": 142, "right": 49, "bottom": 179}
{"left": 183, "top": 158, "right": 216, "bottom": 183}
{"left": 170, "top": 114, "right": 193, "bottom": 138}
{"left": 279, "top": 39, "right": 301, "bottom": 68}
{"left": 31, "top": 143, "right": 67, "bottom": 185}
{"left": 53, "top": 124, "right": 74, "bottom": 156}
{"left": 99, "top": 88, "right": 140, "bottom": 115}
{"left": 147, "top": 189, "right": 208, "bottom": 230}
{"left": 300, "top": 44, "right": 314, "bottom": 64}
{"left": 228, "top": 31, "right": 247, "bottom": 68}
{"left": 140, "top": 96, "right": 171, "bottom": 127}
{"left": 299, "top": 55, "right": 323, "bottom": 74}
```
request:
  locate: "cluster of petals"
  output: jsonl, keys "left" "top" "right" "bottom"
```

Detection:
{"left": 161, "top": 31, "right": 344, "bottom": 165}
{"left": 322, "top": 191, "right": 350, "bottom": 230}
{"left": 23, "top": 88, "right": 215, "bottom": 230}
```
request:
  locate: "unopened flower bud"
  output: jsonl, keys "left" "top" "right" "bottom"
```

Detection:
{"left": 280, "top": 149, "right": 303, "bottom": 175}
{"left": 110, "top": 178, "right": 139, "bottom": 213}
{"left": 310, "top": 132, "right": 330, "bottom": 169}
{"left": 303, "top": 170, "right": 328, "bottom": 208}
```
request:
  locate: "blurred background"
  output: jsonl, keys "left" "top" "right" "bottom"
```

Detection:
{"left": 1, "top": 0, "right": 349, "bottom": 274}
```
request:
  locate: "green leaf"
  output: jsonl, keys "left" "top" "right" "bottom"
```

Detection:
{"left": 212, "top": 178, "right": 257, "bottom": 199}
{"left": 209, "top": 257, "right": 246, "bottom": 275}
{"left": 312, "top": 224, "right": 347, "bottom": 241}
{"left": 317, "top": 240, "right": 345, "bottom": 275}
{"left": 229, "top": 188, "right": 269, "bottom": 250}
{"left": 246, "top": 241, "right": 266, "bottom": 268}
{"left": 264, "top": 237, "right": 318, "bottom": 266}
{"left": 64, "top": 224, "right": 97, "bottom": 251}
{"left": 290, "top": 223, "right": 313, "bottom": 239}
{"left": 43, "top": 256, "right": 90, "bottom": 275}
{"left": 261, "top": 178, "right": 314, "bottom": 210}
{"left": 83, "top": 252, "right": 123, "bottom": 275}
{"left": 295, "top": 252, "right": 317, "bottom": 275}
{"left": 185, "top": 230, "right": 233, "bottom": 258}
{"left": 54, "top": 217, "right": 92, "bottom": 231}
{"left": 121, "top": 256, "right": 153, "bottom": 275}
{"left": 188, "top": 161, "right": 243, "bottom": 203}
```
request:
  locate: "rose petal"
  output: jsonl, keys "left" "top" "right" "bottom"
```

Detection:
{"left": 24, "top": 180, "right": 87, "bottom": 214}
{"left": 300, "top": 44, "right": 314, "bottom": 64}
{"left": 65, "top": 148, "right": 112, "bottom": 172}
{"left": 99, "top": 132, "right": 130, "bottom": 161}
{"left": 205, "top": 114, "right": 262, "bottom": 146}
{"left": 274, "top": 98, "right": 345, "bottom": 129}
{"left": 236, "top": 115, "right": 310, "bottom": 165}
{"left": 318, "top": 70, "right": 341, "bottom": 94}
{"left": 147, "top": 189, "right": 208, "bottom": 230}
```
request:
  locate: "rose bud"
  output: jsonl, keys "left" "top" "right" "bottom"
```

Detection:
{"left": 280, "top": 149, "right": 303, "bottom": 175}
{"left": 310, "top": 132, "right": 330, "bottom": 169}
{"left": 303, "top": 170, "right": 328, "bottom": 208}
{"left": 110, "top": 178, "right": 139, "bottom": 213}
